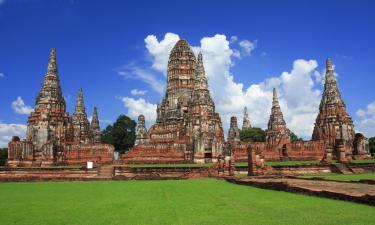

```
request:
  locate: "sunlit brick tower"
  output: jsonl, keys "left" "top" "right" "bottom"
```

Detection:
{"left": 188, "top": 52, "right": 224, "bottom": 163}
{"left": 265, "top": 88, "right": 291, "bottom": 146}
{"left": 125, "top": 39, "right": 224, "bottom": 163}
{"left": 26, "top": 48, "right": 73, "bottom": 162}
{"left": 312, "top": 58, "right": 370, "bottom": 160}
{"left": 90, "top": 107, "right": 101, "bottom": 143}
{"left": 72, "top": 88, "right": 92, "bottom": 144}
{"left": 7, "top": 48, "right": 114, "bottom": 166}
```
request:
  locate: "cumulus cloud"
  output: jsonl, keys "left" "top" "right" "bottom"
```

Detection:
{"left": 11, "top": 97, "right": 34, "bottom": 115}
{"left": 144, "top": 33, "right": 180, "bottom": 75}
{"left": 355, "top": 102, "right": 375, "bottom": 137}
{"left": 0, "top": 123, "right": 27, "bottom": 148}
{"left": 131, "top": 89, "right": 147, "bottom": 96}
{"left": 120, "top": 97, "right": 157, "bottom": 126}
{"left": 118, "top": 64, "right": 165, "bottom": 95}
{"left": 120, "top": 33, "right": 324, "bottom": 139}
{"left": 239, "top": 39, "right": 256, "bottom": 55}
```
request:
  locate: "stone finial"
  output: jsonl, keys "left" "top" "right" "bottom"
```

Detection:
{"left": 91, "top": 107, "right": 101, "bottom": 143}
{"left": 46, "top": 48, "right": 58, "bottom": 77}
{"left": 228, "top": 116, "right": 240, "bottom": 142}
{"left": 242, "top": 107, "right": 251, "bottom": 130}
{"left": 326, "top": 57, "right": 333, "bottom": 71}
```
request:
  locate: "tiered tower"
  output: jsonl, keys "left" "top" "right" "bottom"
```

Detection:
{"left": 155, "top": 38, "right": 196, "bottom": 124}
{"left": 26, "top": 48, "right": 73, "bottom": 158}
{"left": 8, "top": 48, "right": 114, "bottom": 166}
{"left": 265, "top": 88, "right": 290, "bottom": 146}
{"left": 90, "top": 107, "right": 101, "bottom": 143}
{"left": 242, "top": 107, "right": 251, "bottom": 130}
{"left": 187, "top": 52, "right": 224, "bottom": 162}
{"left": 227, "top": 116, "right": 240, "bottom": 142}
{"left": 127, "top": 39, "right": 224, "bottom": 163}
{"left": 312, "top": 58, "right": 356, "bottom": 158}
{"left": 72, "top": 88, "right": 91, "bottom": 144}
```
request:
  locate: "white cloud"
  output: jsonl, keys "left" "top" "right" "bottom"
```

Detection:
{"left": 131, "top": 89, "right": 147, "bottom": 96}
{"left": 0, "top": 73, "right": 4, "bottom": 78}
{"left": 144, "top": 33, "right": 180, "bottom": 75}
{"left": 11, "top": 97, "right": 34, "bottom": 115}
{"left": 118, "top": 65, "right": 165, "bottom": 95}
{"left": 120, "top": 97, "right": 157, "bottom": 127}
{"left": 121, "top": 33, "right": 325, "bottom": 139}
{"left": 239, "top": 39, "right": 256, "bottom": 55}
{"left": 355, "top": 102, "right": 375, "bottom": 137}
{"left": 0, "top": 123, "right": 27, "bottom": 148}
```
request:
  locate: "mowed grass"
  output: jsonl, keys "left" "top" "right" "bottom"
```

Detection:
{"left": 302, "top": 173, "right": 375, "bottom": 181}
{"left": 1, "top": 179, "right": 375, "bottom": 225}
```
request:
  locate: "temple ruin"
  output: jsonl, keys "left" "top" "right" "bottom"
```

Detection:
{"left": 124, "top": 39, "right": 225, "bottom": 163}
{"left": 7, "top": 48, "right": 114, "bottom": 166}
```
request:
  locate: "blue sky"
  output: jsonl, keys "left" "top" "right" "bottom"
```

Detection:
{"left": 1, "top": 0, "right": 375, "bottom": 146}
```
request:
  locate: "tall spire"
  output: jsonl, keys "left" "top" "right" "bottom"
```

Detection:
{"left": 35, "top": 48, "right": 65, "bottom": 110}
{"left": 312, "top": 58, "right": 355, "bottom": 150}
{"left": 193, "top": 52, "right": 209, "bottom": 90}
{"left": 320, "top": 58, "right": 344, "bottom": 107}
{"left": 266, "top": 88, "right": 290, "bottom": 145}
{"left": 74, "top": 88, "right": 86, "bottom": 115}
{"left": 91, "top": 107, "right": 101, "bottom": 143}
{"left": 72, "top": 88, "right": 91, "bottom": 143}
{"left": 46, "top": 48, "right": 58, "bottom": 78}
{"left": 242, "top": 107, "right": 251, "bottom": 130}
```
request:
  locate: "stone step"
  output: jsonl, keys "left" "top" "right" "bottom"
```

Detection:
{"left": 334, "top": 163, "right": 354, "bottom": 174}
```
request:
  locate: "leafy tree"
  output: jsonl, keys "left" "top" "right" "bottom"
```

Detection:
{"left": 369, "top": 137, "right": 375, "bottom": 155}
{"left": 0, "top": 148, "right": 8, "bottom": 166}
{"left": 101, "top": 115, "right": 136, "bottom": 153}
{"left": 290, "top": 132, "right": 303, "bottom": 142}
{"left": 240, "top": 127, "right": 266, "bottom": 142}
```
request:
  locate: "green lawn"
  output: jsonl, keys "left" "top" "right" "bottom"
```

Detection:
{"left": 1, "top": 179, "right": 375, "bottom": 225}
{"left": 236, "top": 160, "right": 320, "bottom": 167}
{"left": 301, "top": 173, "right": 375, "bottom": 181}
{"left": 126, "top": 163, "right": 212, "bottom": 168}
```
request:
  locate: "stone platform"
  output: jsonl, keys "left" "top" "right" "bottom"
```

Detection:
{"left": 227, "top": 176, "right": 375, "bottom": 206}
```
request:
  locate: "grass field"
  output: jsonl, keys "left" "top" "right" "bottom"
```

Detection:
{"left": 1, "top": 179, "right": 375, "bottom": 225}
{"left": 301, "top": 173, "right": 375, "bottom": 181}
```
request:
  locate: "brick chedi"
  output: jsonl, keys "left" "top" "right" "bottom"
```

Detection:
{"left": 242, "top": 107, "right": 251, "bottom": 130}
{"left": 135, "top": 115, "right": 148, "bottom": 145}
{"left": 227, "top": 116, "right": 240, "bottom": 142}
{"left": 312, "top": 58, "right": 370, "bottom": 160}
{"left": 187, "top": 52, "right": 224, "bottom": 163}
{"left": 90, "top": 107, "right": 101, "bottom": 143}
{"left": 72, "top": 88, "right": 91, "bottom": 144}
{"left": 265, "top": 88, "right": 291, "bottom": 146}
{"left": 7, "top": 48, "right": 114, "bottom": 166}
{"left": 124, "top": 39, "right": 224, "bottom": 164}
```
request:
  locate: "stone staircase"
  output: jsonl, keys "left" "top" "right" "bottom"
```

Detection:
{"left": 333, "top": 163, "right": 354, "bottom": 174}
{"left": 98, "top": 165, "right": 114, "bottom": 178}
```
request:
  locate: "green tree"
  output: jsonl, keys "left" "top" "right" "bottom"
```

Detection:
{"left": 102, "top": 115, "right": 136, "bottom": 153}
{"left": 369, "top": 137, "right": 375, "bottom": 155}
{"left": 290, "top": 132, "right": 303, "bottom": 142}
{"left": 240, "top": 127, "right": 266, "bottom": 142}
{"left": 0, "top": 148, "right": 8, "bottom": 166}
